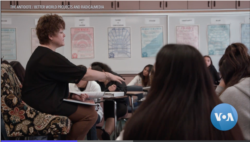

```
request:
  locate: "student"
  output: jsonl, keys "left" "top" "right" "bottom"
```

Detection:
{"left": 21, "top": 14, "right": 124, "bottom": 140}
{"left": 204, "top": 55, "right": 220, "bottom": 85}
{"left": 216, "top": 43, "right": 250, "bottom": 140}
{"left": 91, "top": 62, "right": 127, "bottom": 140}
{"left": 69, "top": 65, "right": 104, "bottom": 140}
{"left": 118, "top": 44, "right": 244, "bottom": 140}
{"left": 128, "top": 64, "right": 153, "bottom": 87}
{"left": 10, "top": 61, "right": 25, "bottom": 87}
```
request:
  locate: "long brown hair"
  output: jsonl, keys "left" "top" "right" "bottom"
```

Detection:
{"left": 219, "top": 43, "right": 250, "bottom": 89}
{"left": 123, "top": 44, "right": 243, "bottom": 140}
{"left": 138, "top": 64, "right": 153, "bottom": 87}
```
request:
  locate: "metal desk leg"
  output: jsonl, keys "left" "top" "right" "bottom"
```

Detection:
{"left": 113, "top": 100, "right": 117, "bottom": 139}
{"left": 104, "top": 99, "right": 117, "bottom": 139}
{"left": 131, "top": 95, "right": 134, "bottom": 113}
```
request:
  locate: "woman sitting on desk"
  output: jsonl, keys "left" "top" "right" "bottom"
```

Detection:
{"left": 91, "top": 62, "right": 127, "bottom": 140}
{"left": 21, "top": 14, "right": 124, "bottom": 140}
{"left": 128, "top": 64, "right": 153, "bottom": 87}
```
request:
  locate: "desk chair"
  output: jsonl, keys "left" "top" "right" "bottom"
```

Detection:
{"left": 1, "top": 64, "right": 71, "bottom": 140}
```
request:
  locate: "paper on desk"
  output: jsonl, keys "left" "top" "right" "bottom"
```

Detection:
{"left": 103, "top": 92, "right": 124, "bottom": 98}
{"left": 70, "top": 91, "right": 104, "bottom": 99}
{"left": 143, "top": 86, "right": 150, "bottom": 90}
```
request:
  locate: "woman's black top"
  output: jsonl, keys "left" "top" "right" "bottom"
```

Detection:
{"left": 22, "top": 46, "right": 86, "bottom": 116}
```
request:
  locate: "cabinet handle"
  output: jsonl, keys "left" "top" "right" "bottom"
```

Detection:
{"left": 214, "top": 1, "right": 216, "bottom": 7}
{"left": 160, "top": 2, "right": 162, "bottom": 8}
{"left": 10, "top": 1, "right": 12, "bottom": 5}
{"left": 117, "top": 2, "right": 119, "bottom": 8}
{"left": 208, "top": 1, "right": 210, "bottom": 7}
{"left": 17, "top": 1, "right": 19, "bottom": 6}
{"left": 238, "top": 1, "right": 240, "bottom": 7}
{"left": 111, "top": 2, "right": 113, "bottom": 8}
{"left": 68, "top": 1, "right": 70, "bottom": 5}
{"left": 62, "top": 1, "right": 64, "bottom": 5}
{"left": 165, "top": 1, "right": 167, "bottom": 7}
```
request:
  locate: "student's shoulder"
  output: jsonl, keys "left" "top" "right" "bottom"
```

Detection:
{"left": 220, "top": 86, "right": 243, "bottom": 102}
{"left": 134, "top": 75, "right": 141, "bottom": 79}
{"left": 89, "top": 81, "right": 100, "bottom": 86}
{"left": 88, "top": 81, "right": 101, "bottom": 90}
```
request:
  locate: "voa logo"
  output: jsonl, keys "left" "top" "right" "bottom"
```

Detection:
{"left": 214, "top": 113, "right": 234, "bottom": 121}
{"left": 211, "top": 103, "right": 238, "bottom": 131}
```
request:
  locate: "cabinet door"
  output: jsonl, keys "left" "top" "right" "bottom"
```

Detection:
{"left": 236, "top": 1, "right": 250, "bottom": 9}
{"left": 1, "top": 1, "right": 15, "bottom": 10}
{"left": 40, "top": 1, "right": 66, "bottom": 10}
{"left": 140, "top": 1, "right": 164, "bottom": 10}
{"left": 66, "top": 1, "right": 90, "bottom": 10}
{"left": 188, "top": 1, "right": 212, "bottom": 9}
{"left": 164, "top": 1, "right": 188, "bottom": 10}
{"left": 91, "top": 1, "right": 115, "bottom": 10}
{"left": 16, "top": 1, "right": 41, "bottom": 10}
{"left": 212, "top": 1, "right": 236, "bottom": 9}
{"left": 116, "top": 1, "right": 140, "bottom": 10}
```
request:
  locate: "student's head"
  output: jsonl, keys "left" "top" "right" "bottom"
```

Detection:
{"left": 219, "top": 43, "right": 250, "bottom": 87}
{"left": 204, "top": 55, "right": 213, "bottom": 67}
{"left": 138, "top": 64, "right": 153, "bottom": 87}
{"left": 36, "top": 14, "right": 65, "bottom": 47}
{"left": 140, "top": 64, "right": 153, "bottom": 77}
{"left": 91, "top": 62, "right": 113, "bottom": 73}
{"left": 123, "top": 44, "right": 236, "bottom": 140}
{"left": 10, "top": 61, "right": 25, "bottom": 85}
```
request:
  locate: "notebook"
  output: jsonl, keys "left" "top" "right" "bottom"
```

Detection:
{"left": 63, "top": 99, "right": 98, "bottom": 106}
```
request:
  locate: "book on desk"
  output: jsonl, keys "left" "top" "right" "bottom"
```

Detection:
{"left": 69, "top": 91, "right": 124, "bottom": 99}
{"left": 63, "top": 92, "right": 124, "bottom": 105}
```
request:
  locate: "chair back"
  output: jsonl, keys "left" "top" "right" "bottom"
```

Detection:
{"left": 1, "top": 64, "right": 71, "bottom": 137}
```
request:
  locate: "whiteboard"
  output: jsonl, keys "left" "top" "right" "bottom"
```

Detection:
{"left": 1, "top": 13, "right": 168, "bottom": 74}
{"left": 168, "top": 12, "right": 249, "bottom": 71}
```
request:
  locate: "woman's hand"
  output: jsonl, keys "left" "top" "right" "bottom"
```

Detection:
{"left": 72, "top": 94, "right": 89, "bottom": 102}
{"left": 108, "top": 84, "right": 117, "bottom": 91}
{"left": 106, "top": 72, "right": 124, "bottom": 84}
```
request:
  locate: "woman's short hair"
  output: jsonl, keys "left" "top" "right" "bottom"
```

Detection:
{"left": 36, "top": 14, "right": 65, "bottom": 44}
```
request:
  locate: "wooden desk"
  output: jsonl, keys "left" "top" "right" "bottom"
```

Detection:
{"left": 126, "top": 91, "right": 144, "bottom": 113}
{"left": 102, "top": 95, "right": 128, "bottom": 139}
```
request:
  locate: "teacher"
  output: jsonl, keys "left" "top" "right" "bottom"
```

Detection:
{"left": 21, "top": 14, "right": 124, "bottom": 140}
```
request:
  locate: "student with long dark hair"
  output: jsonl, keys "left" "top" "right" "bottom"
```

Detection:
{"left": 204, "top": 55, "right": 220, "bottom": 85}
{"left": 10, "top": 61, "right": 25, "bottom": 86}
{"left": 128, "top": 64, "right": 153, "bottom": 87}
{"left": 91, "top": 62, "right": 127, "bottom": 140}
{"left": 216, "top": 43, "right": 250, "bottom": 140}
{"left": 118, "top": 44, "right": 243, "bottom": 140}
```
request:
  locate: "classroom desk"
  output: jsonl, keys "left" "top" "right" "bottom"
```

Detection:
{"left": 102, "top": 95, "right": 128, "bottom": 139}
{"left": 126, "top": 91, "right": 144, "bottom": 113}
